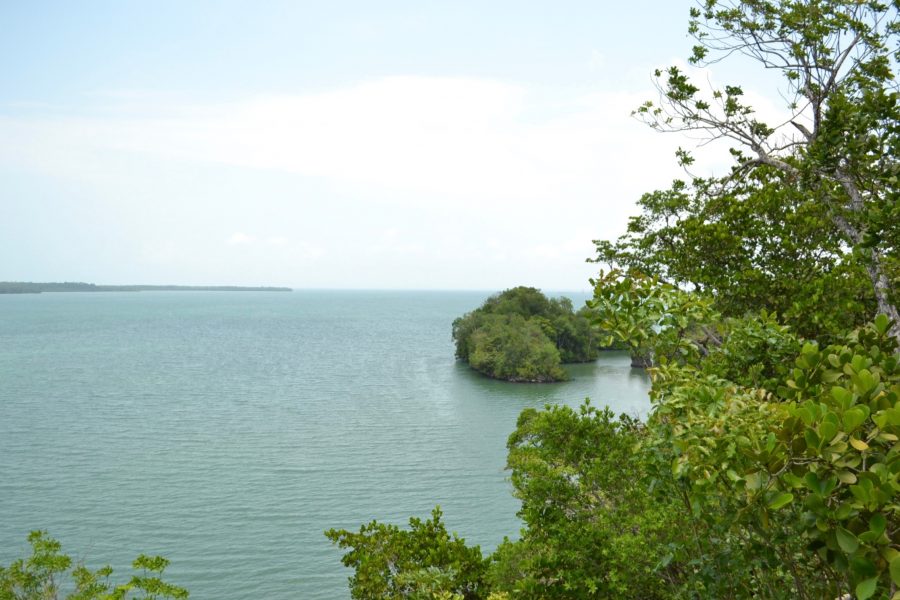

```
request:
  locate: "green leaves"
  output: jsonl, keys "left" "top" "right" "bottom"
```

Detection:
{"left": 855, "top": 576, "right": 878, "bottom": 600}
{"left": 337, "top": 2, "right": 900, "bottom": 597}
{"left": 842, "top": 406, "right": 868, "bottom": 432}
{"left": 836, "top": 527, "right": 859, "bottom": 554}
{"left": 502, "top": 402, "right": 681, "bottom": 598}
{"left": 453, "top": 287, "right": 605, "bottom": 382}
{"left": 588, "top": 270, "right": 719, "bottom": 369}
{"left": 331, "top": 314, "right": 900, "bottom": 599}
{"left": 325, "top": 507, "right": 487, "bottom": 600}
{"left": 0, "top": 532, "right": 189, "bottom": 600}
{"left": 614, "top": 0, "right": 900, "bottom": 346}
{"left": 766, "top": 491, "right": 794, "bottom": 510}
{"left": 890, "top": 554, "right": 900, "bottom": 585}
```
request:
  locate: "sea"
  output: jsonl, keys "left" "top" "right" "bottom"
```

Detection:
{"left": 0, "top": 290, "right": 650, "bottom": 598}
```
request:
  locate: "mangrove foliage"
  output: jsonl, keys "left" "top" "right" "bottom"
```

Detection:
{"left": 451, "top": 287, "right": 603, "bottom": 382}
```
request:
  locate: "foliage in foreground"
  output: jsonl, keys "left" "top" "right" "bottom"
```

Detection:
{"left": 330, "top": 1, "right": 900, "bottom": 596}
{"left": 590, "top": 272, "right": 900, "bottom": 599}
{"left": 325, "top": 508, "right": 487, "bottom": 600}
{"left": 328, "top": 291, "right": 900, "bottom": 599}
{"left": 0, "top": 531, "right": 188, "bottom": 600}
{"left": 452, "top": 287, "right": 606, "bottom": 382}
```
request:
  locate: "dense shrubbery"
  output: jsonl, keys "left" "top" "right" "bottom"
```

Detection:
{"left": 588, "top": 273, "right": 900, "bottom": 599}
{"left": 452, "top": 287, "right": 603, "bottom": 382}
{"left": 328, "top": 286, "right": 900, "bottom": 598}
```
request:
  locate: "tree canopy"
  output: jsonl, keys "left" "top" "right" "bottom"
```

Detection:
{"left": 452, "top": 287, "right": 603, "bottom": 383}
{"left": 596, "top": 0, "right": 900, "bottom": 345}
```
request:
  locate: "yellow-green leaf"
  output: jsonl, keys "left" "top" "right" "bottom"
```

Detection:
{"left": 849, "top": 437, "right": 869, "bottom": 451}
{"left": 837, "top": 471, "right": 857, "bottom": 484}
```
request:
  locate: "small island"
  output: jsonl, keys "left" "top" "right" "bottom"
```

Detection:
{"left": 0, "top": 282, "right": 292, "bottom": 294}
{"left": 452, "top": 286, "right": 604, "bottom": 382}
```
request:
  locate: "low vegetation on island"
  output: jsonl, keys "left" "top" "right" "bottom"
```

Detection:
{"left": 451, "top": 287, "right": 602, "bottom": 382}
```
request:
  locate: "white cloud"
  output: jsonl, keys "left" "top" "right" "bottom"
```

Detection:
{"left": 589, "top": 50, "right": 606, "bottom": 71}
{"left": 0, "top": 75, "right": 741, "bottom": 288}
{"left": 0, "top": 76, "right": 693, "bottom": 217}
{"left": 227, "top": 232, "right": 255, "bottom": 245}
{"left": 295, "top": 242, "right": 325, "bottom": 260}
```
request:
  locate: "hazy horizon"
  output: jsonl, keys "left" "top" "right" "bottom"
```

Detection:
{"left": 1, "top": 280, "right": 597, "bottom": 295}
{"left": 1, "top": 1, "right": 779, "bottom": 290}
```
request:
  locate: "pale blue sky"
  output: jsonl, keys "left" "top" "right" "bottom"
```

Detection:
{"left": 0, "top": 1, "right": 764, "bottom": 290}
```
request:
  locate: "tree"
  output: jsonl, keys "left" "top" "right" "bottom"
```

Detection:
{"left": 588, "top": 271, "right": 900, "bottom": 599}
{"left": 327, "top": 3, "right": 900, "bottom": 598}
{"left": 452, "top": 287, "right": 603, "bottom": 382}
{"left": 325, "top": 508, "right": 487, "bottom": 600}
{"left": 594, "top": 174, "right": 877, "bottom": 341}
{"left": 602, "top": 0, "right": 899, "bottom": 344}
{"left": 467, "top": 315, "right": 568, "bottom": 383}
{"left": 495, "top": 402, "right": 681, "bottom": 599}
{"left": 0, "top": 531, "right": 188, "bottom": 600}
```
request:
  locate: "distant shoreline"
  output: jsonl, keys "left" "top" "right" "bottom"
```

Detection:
{"left": 0, "top": 282, "right": 292, "bottom": 294}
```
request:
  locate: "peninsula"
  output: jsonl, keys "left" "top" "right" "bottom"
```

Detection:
{"left": 0, "top": 282, "right": 292, "bottom": 294}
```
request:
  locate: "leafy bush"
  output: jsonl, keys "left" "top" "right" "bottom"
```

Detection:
{"left": 330, "top": 272, "right": 899, "bottom": 599}
{"left": 495, "top": 402, "right": 681, "bottom": 598}
{"left": 467, "top": 315, "right": 566, "bottom": 382}
{"left": 590, "top": 272, "right": 900, "bottom": 599}
{"left": 325, "top": 508, "right": 487, "bottom": 600}
{"left": 452, "top": 287, "right": 604, "bottom": 382}
{"left": 0, "top": 531, "right": 188, "bottom": 600}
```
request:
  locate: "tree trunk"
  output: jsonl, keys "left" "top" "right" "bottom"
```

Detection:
{"left": 828, "top": 182, "right": 900, "bottom": 347}
{"left": 864, "top": 250, "right": 900, "bottom": 345}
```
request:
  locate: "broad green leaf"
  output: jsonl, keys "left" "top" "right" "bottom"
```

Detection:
{"left": 834, "top": 503, "right": 854, "bottom": 520}
{"left": 836, "top": 527, "right": 859, "bottom": 554}
{"left": 745, "top": 471, "right": 763, "bottom": 490}
{"left": 874, "top": 314, "right": 890, "bottom": 334}
{"left": 837, "top": 471, "right": 857, "bottom": 484}
{"left": 819, "top": 420, "right": 838, "bottom": 442}
{"left": 856, "top": 576, "right": 877, "bottom": 600}
{"left": 891, "top": 554, "right": 900, "bottom": 585}
{"left": 831, "top": 386, "right": 853, "bottom": 409}
{"left": 767, "top": 492, "right": 793, "bottom": 510}
{"left": 868, "top": 513, "right": 886, "bottom": 537}
{"left": 843, "top": 407, "right": 868, "bottom": 432}
{"left": 805, "top": 429, "right": 821, "bottom": 450}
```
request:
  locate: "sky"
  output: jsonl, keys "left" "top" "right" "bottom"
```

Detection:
{"left": 0, "top": 1, "right": 773, "bottom": 290}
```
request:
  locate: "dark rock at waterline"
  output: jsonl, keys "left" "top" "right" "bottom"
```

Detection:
{"left": 631, "top": 354, "right": 652, "bottom": 369}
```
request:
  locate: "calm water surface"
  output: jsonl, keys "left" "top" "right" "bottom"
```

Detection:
{"left": 0, "top": 291, "right": 649, "bottom": 598}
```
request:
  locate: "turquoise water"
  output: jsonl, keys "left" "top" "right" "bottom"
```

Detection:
{"left": 0, "top": 291, "right": 650, "bottom": 598}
